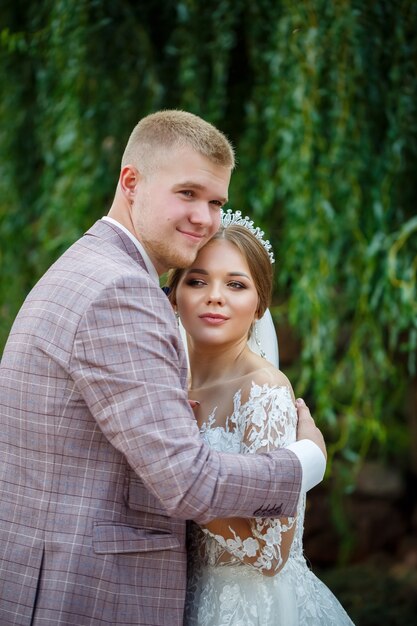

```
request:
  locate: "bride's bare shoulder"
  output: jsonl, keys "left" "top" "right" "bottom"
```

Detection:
{"left": 252, "top": 366, "right": 292, "bottom": 391}
{"left": 240, "top": 354, "right": 295, "bottom": 402}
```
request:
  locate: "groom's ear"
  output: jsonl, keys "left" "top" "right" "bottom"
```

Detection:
{"left": 119, "top": 165, "right": 140, "bottom": 201}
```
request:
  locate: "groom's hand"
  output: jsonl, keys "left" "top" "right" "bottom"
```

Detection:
{"left": 295, "top": 398, "right": 327, "bottom": 460}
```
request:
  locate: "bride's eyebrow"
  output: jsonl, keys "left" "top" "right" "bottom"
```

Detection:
{"left": 185, "top": 268, "right": 209, "bottom": 275}
{"left": 227, "top": 272, "right": 250, "bottom": 278}
{"left": 185, "top": 269, "right": 250, "bottom": 280}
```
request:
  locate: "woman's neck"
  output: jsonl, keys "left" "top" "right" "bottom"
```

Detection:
{"left": 187, "top": 338, "right": 252, "bottom": 390}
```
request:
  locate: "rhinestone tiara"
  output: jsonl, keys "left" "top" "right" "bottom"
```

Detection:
{"left": 220, "top": 209, "right": 275, "bottom": 264}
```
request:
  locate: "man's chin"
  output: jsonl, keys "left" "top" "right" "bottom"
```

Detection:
{"left": 173, "top": 249, "right": 200, "bottom": 269}
{"left": 174, "top": 256, "right": 197, "bottom": 270}
{"left": 159, "top": 250, "right": 199, "bottom": 272}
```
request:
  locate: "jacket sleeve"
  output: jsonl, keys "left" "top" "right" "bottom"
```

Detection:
{"left": 69, "top": 273, "right": 302, "bottom": 522}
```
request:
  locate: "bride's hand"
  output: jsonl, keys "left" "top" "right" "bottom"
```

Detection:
{"left": 295, "top": 398, "right": 327, "bottom": 460}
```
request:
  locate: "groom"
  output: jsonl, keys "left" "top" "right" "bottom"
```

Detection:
{"left": 0, "top": 110, "right": 326, "bottom": 625}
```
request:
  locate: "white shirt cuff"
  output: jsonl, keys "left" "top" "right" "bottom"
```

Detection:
{"left": 286, "top": 440, "right": 326, "bottom": 492}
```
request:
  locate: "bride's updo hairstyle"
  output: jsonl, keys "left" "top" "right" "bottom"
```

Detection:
{"left": 166, "top": 224, "right": 274, "bottom": 320}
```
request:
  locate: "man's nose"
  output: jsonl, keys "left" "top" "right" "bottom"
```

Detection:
{"left": 189, "top": 202, "right": 215, "bottom": 227}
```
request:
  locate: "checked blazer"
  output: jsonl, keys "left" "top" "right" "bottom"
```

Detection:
{"left": 0, "top": 219, "right": 302, "bottom": 625}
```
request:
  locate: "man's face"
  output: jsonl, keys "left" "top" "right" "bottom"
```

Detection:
{"left": 130, "top": 146, "right": 231, "bottom": 274}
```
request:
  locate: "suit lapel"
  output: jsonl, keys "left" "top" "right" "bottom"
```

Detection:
{"left": 85, "top": 220, "right": 149, "bottom": 274}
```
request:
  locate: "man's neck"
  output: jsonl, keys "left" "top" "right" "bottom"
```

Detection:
{"left": 101, "top": 216, "right": 160, "bottom": 285}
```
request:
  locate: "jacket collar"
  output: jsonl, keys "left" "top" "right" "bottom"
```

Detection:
{"left": 85, "top": 219, "right": 150, "bottom": 275}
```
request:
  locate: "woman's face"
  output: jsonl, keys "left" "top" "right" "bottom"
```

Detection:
{"left": 175, "top": 238, "right": 259, "bottom": 349}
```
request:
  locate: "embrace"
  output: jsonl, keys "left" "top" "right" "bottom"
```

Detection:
{"left": 0, "top": 110, "right": 353, "bottom": 625}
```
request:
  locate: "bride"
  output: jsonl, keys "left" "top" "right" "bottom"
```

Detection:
{"left": 166, "top": 210, "right": 354, "bottom": 625}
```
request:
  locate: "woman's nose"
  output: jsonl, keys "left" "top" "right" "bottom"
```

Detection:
{"left": 206, "top": 285, "right": 224, "bottom": 305}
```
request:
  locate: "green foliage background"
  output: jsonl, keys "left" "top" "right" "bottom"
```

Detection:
{"left": 1, "top": 0, "right": 416, "bottom": 556}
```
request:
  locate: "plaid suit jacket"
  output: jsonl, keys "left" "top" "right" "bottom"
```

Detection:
{"left": 0, "top": 220, "right": 302, "bottom": 625}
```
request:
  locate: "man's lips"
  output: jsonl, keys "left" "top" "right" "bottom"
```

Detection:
{"left": 178, "top": 229, "right": 205, "bottom": 242}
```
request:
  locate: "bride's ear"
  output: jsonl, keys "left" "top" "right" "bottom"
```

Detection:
{"left": 172, "top": 301, "right": 179, "bottom": 317}
{"left": 255, "top": 303, "right": 261, "bottom": 321}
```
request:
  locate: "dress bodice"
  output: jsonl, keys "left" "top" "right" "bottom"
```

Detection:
{"left": 191, "top": 382, "right": 305, "bottom": 575}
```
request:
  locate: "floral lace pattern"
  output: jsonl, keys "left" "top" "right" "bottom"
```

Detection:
{"left": 199, "top": 384, "right": 297, "bottom": 574}
{"left": 185, "top": 382, "right": 355, "bottom": 625}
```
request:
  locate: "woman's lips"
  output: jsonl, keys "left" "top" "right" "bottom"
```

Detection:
{"left": 199, "top": 313, "right": 229, "bottom": 325}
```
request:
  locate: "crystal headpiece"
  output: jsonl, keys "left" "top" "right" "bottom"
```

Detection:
{"left": 220, "top": 209, "right": 275, "bottom": 264}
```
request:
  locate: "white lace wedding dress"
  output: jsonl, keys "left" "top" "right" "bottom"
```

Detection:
{"left": 185, "top": 382, "right": 354, "bottom": 625}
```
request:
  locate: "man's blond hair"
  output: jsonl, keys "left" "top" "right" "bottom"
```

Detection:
{"left": 121, "top": 110, "right": 235, "bottom": 175}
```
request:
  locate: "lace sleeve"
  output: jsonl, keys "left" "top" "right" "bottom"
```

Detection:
{"left": 202, "top": 382, "right": 299, "bottom": 575}
{"left": 240, "top": 383, "right": 297, "bottom": 454}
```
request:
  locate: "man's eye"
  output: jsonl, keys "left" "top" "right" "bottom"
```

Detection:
{"left": 210, "top": 200, "right": 223, "bottom": 208}
{"left": 181, "top": 190, "right": 194, "bottom": 198}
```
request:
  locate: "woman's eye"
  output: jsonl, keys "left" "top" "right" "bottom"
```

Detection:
{"left": 186, "top": 279, "right": 206, "bottom": 287}
{"left": 228, "top": 281, "right": 245, "bottom": 289}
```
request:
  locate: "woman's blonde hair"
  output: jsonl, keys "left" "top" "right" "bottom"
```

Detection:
{"left": 122, "top": 110, "right": 235, "bottom": 176}
{"left": 166, "top": 224, "right": 274, "bottom": 320}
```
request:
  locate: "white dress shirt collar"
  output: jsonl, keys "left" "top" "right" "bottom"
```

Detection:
{"left": 101, "top": 216, "right": 160, "bottom": 285}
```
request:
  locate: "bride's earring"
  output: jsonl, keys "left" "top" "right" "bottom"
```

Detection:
{"left": 254, "top": 322, "right": 266, "bottom": 359}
